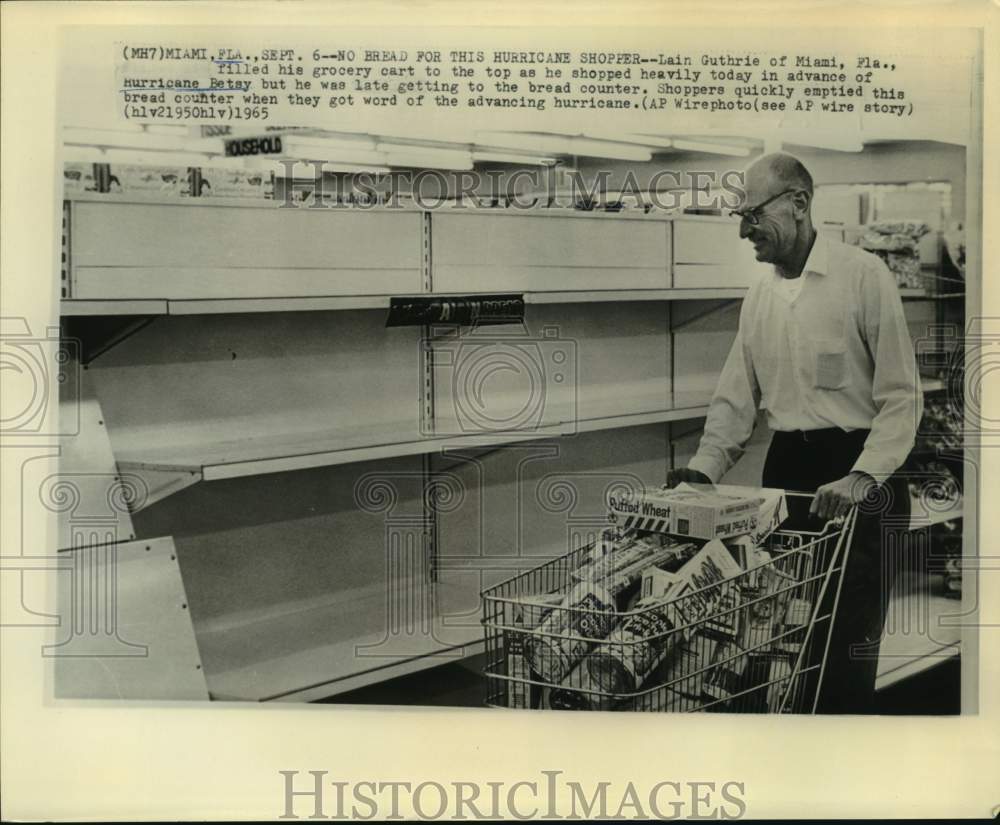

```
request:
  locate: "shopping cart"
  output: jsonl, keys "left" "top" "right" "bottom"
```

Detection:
{"left": 482, "top": 493, "right": 858, "bottom": 714}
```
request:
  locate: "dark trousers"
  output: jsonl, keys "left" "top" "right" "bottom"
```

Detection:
{"left": 762, "top": 429, "right": 910, "bottom": 714}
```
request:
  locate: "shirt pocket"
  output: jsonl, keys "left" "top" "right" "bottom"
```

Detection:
{"left": 812, "top": 338, "right": 849, "bottom": 390}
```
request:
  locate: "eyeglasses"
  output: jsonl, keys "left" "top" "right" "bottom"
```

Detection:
{"left": 729, "top": 188, "right": 798, "bottom": 226}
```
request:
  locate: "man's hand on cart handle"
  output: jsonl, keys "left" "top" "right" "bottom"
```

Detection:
{"left": 810, "top": 471, "right": 876, "bottom": 521}
{"left": 665, "top": 468, "right": 713, "bottom": 488}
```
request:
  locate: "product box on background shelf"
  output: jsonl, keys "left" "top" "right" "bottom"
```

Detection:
{"left": 857, "top": 220, "right": 932, "bottom": 290}
{"left": 607, "top": 483, "right": 765, "bottom": 541}
{"left": 198, "top": 166, "right": 274, "bottom": 199}
{"left": 63, "top": 162, "right": 98, "bottom": 195}
{"left": 109, "top": 165, "right": 193, "bottom": 197}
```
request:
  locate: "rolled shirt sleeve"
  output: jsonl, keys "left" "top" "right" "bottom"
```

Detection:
{"left": 850, "top": 256, "right": 923, "bottom": 482}
{"left": 688, "top": 299, "right": 762, "bottom": 483}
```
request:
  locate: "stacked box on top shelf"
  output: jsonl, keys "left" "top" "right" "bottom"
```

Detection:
{"left": 857, "top": 220, "right": 932, "bottom": 290}
{"left": 63, "top": 162, "right": 99, "bottom": 196}
{"left": 109, "top": 165, "right": 194, "bottom": 197}
{"left": 198, "top": 166, "right": 274, "bottom": 199}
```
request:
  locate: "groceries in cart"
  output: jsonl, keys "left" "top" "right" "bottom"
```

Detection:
{"left": 484, "top": 484, "right": 855, "bottom": 713}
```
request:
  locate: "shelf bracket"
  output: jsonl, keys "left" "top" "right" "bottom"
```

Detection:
{"left": 115, "top": 464, "right": 202, "bottom": 513}
{"left": 669, "top": 298, "right": 741, "bottom": 332}
{"left": 64, "top": 315, "right": 159, "bottom": 366}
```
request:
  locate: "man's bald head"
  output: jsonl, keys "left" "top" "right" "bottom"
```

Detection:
{"left": 745, "top": 153, "right": 814, "bottom": 202}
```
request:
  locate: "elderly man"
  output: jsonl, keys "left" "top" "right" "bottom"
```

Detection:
{"left": 668, "top": 153, "right": 922, "bottom": 713}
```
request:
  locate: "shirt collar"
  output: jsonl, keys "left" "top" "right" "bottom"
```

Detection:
{"left": 801, "top": 233, "right": 828, "bottom": 276}
{"left": 771, "top": 233, "right": 828, "bottom": 280}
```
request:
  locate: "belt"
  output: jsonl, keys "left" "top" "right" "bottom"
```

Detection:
{"left": 773, "top": 427, "right": 870, "bottom": 444}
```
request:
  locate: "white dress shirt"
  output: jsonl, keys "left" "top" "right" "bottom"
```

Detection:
{"left": 688, "top": 235, "right": 923, "bottom": 484}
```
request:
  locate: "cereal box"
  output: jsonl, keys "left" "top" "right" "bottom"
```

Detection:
{"left": 607, "top": 483, "right": 764, "bottom": 540}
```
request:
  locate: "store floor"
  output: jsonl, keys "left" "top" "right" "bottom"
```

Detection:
{"left": 320, "top": 654, "right": 488, "bottom": 708}
{"left": 319, "top": 653, "right": 960, "bottom": 714}
{"left": 874, "top": 657, "right": 961, "bottom": 715}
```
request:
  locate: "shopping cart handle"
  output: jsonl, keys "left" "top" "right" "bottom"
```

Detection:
{"left": 823, "top": 513, "right": 847, "bottom": 531}
{"left": 781, "top": 492, "right": 856, "bottom": 534}
{"left": 795, "top": 508, "right": 854, "bottom": 536}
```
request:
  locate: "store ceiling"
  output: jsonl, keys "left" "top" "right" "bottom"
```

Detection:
{"left": 63, "top": 124, "right": 888, "bottom": 171}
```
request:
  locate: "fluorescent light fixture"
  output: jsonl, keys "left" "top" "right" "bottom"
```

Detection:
{"left": 316, "top": 162, "right": 391, "bottom": 175}
{"left": 194, "top": 156, "right": 255, "bottom": 170}
{"left": 372, "top": 127, "right": 474, "bottom": 144}
{"left": 383, "top": 152, "right": 473, "bottom": 170}
{"left": 144, "top": 124, "right": 195, "bottom": 136}
{"left": 288, "top": 151, "right": 390, "bottom": 166}
{"left": 282, "top": 135, "right": 379, "bottom": 155}
{"left": 475, "top": 131, "right": 652, "bottom": 161}
{"left": 566, "top": 138, "right": 652, "bottom": 161}
{"left": 471, "top": 151, "right": 557, "bottom": 165}
{"left": 185, "top": 136, "right": 232, "bottom": 155}
{"left": 780, "top": 134, "right": 864, "bottom": 153}
{"left": 63, "top": 128, "right": 194, "bottom": 152}
{"left": 280, "top": 138, "right": 387, "bottom": 166}
{"left": 671, "top": 139, "right": 752, "bottom": 156}
{"left": 474, "top": 132, "right": 561, "bottom": 153}
{"left": 62, "top": 146, "right": 106, "bottom": 163}
{"left": 584, "top": 133, "right": 674, "bottom": 149}
{"left": 247, "top": 157, "right": 390, "bottom": 176}
{"left": 107, "top": 151, "right": 209, "bottom": 167}
{"left": 762, "top": 135, "right": 783, "bottom": 153}
{"left": 375, "top": 141, "right": 468, "bottom": 156}
{"left": 64, "top": 122, "right": 144, "bottom": 134}
{"left": 77, "top": 147, "right": 210, "bottom": 167}
{"left": 373, "top": 141, "right": 474, "bottom": 169}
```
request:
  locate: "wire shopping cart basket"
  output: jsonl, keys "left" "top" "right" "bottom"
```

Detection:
{"left": 481, "top": 493, "right": 858, "bottom": 713}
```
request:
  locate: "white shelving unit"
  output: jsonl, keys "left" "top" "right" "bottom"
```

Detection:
{"left": 59, "top": 196, "right": 749, "bottom": 702}
{"left": 59, "top": 194, "right": 961, "bottom": 703}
